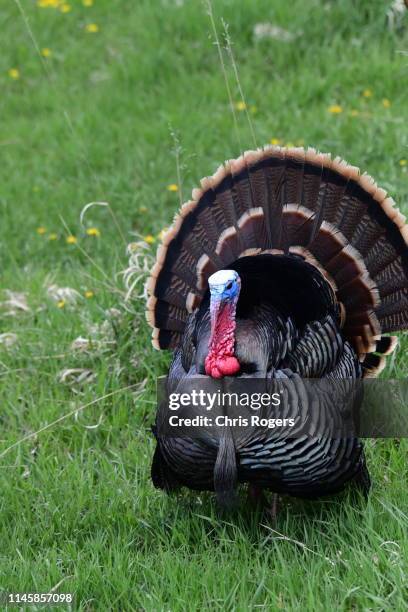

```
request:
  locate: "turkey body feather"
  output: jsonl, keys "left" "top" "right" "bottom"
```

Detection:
{"left": 147, "top": 146, "right": 408, "bottom": 504}
{"left": 153, "top": 258, "right": 365, "bottom": 499}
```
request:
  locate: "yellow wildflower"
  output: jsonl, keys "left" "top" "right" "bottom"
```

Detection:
{"left": 270, "top": 138, "right": 282, "bottom": 146}
{"left": 328, "top": 104, "right": 343, "bottom": 114}
{"left": 349, "top": 109, "right": 360, "bottom": 117}
{"left": 83, "top": 0, "right": 93, "bottom": 5}
{"left": 84, "top": 290, "right": 94, "bottom": 298}
{"left": 57, "top": 299, "right": 65, "bottom": 309}
{"left": 37, "top": 0, "right": 59, "bottom": 7}
{"left": 382, "top": 98, "right": 391, "bottom": 108}
{"left": 8, "top": 68, "right": 20, "bottom": 80}
{"left": 48, "top": 233, "right": 58, "bottom": 241}
{"left": 41, "top": 48, "right": 52, "bottom": 58}
{"left": 157, "top": 228, "right": 168, "bottom": 241}
{"left": 66, "top": 235, "right": 77, "bottom": 244}
{"left": 36, "top": 226, "right": 47, "bottom": 235}
{"left": 38, "top": 0, "right": 61, "bottom": 6}
{"left": 362, "top": 89, "right": 372, "bottom": 98}
{"left": 86, "top": 227, "right": 100, "bottom": 237}
{"left": 144, "top": 234, "right": 156, "bottom": 244}
{"left": 85, "top": 23, "right": 99, "bottom": 33}
{"left": 167, "top": 184, "right": 179, "bottom": 192}
{"left": 139, "top": 205, "right": 147, "bottom": 213}
{"left": 235, "top": 101, "right": 247, "bottom": 111}
{"left": 60, "top": 3, "right": 71, "bottom": 12}
{"left": 399, "top": 159, "right": 407, "bottom": 167}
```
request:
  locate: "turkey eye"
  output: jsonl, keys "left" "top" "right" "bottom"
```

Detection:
{"left": 226, "top": 281, "right": 233, "bottom": 290}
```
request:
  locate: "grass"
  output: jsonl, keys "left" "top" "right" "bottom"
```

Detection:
{"left": 0, "top": 0, "right": 407, "bottom": 609}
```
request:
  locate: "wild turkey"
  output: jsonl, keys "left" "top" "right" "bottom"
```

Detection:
{"left": 146, "top": 146, "right": 408, "bottom": 508}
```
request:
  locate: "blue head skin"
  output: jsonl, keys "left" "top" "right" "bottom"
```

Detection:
{"left": 208, "top": 269, "right": 241, "bottom": 313}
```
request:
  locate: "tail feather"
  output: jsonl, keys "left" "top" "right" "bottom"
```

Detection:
{"left": 336, "top": 181, "right": 368, "bottom": 241}
{"left": 324, "top": 159, "right": 351, "bottom": 225}
{"left": 300, "top": 151, "right": 324, "bottom": 224}
{"left": 261, "top": 151, "right": 286, "bottom": 248}
{"left": 362, "top": 353, "right": 386, "bottom": 378}
{"left": 247, "top": 155, "right": 275, "bottom": 249}
{"left": 285, "top": 149, "right": 305, "bottom": 206}
{"left": 375, "top": 335, "right": 398, "bottom": 356}
{"left": 307, "top": 168, "right": 332, "bottom": 246}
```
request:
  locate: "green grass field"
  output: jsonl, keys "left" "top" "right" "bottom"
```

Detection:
{"left": 1, "top": 0, "right": 407, "bottom": 609}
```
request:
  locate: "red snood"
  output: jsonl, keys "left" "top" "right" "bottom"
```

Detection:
{"left": 205, "top": 299, "right": 240, "bottom": 378}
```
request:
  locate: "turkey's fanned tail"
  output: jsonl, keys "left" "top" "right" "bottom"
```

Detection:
{"left": 146, "top": 146, "right": 408, "bottom": 373}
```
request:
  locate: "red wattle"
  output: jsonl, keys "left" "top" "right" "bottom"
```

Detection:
{"left": 205, "top": 354, "right": 240, "bottom": 378}
{"left": 218, "top": 356, "right": 240, "bottom": 376}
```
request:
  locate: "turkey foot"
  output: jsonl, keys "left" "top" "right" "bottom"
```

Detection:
{"left": 248, "top": 486, "right": 279, "bottom": 523}
{"left": 265, "top": 493, "right": 279, "bottom": 524}
{"left": 247, "top": 484, "right": 268, "bottom": 508}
